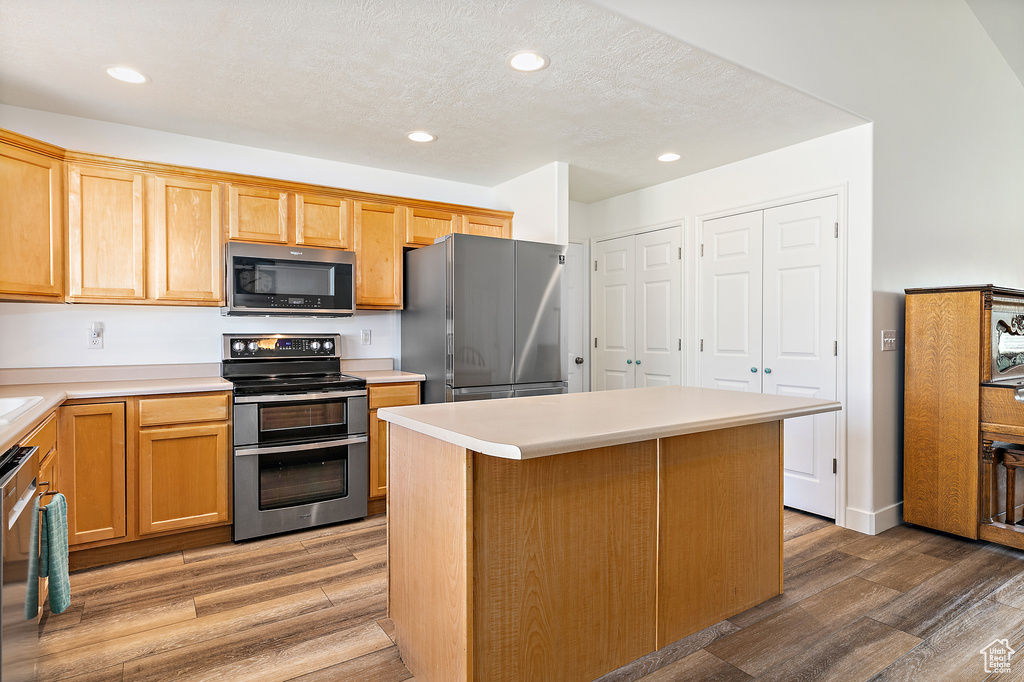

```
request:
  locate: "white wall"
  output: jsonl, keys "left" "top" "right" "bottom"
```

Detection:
{"left": 594, "top": 0, "right": 1024, "bottom": 533}
{"left": 0, "top": 302, "right": 397, "bottom": 368}
{"left": 0, "top": 105, "right": 498, "bottom": 208}
{"left": 583, "top": 125, "right": 874, "bottom": 530}
{"left": 494, "top": 161, "right": 569, "bottom": 244}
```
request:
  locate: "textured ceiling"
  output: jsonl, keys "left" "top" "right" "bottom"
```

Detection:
{"left": 0, "top": 0, "right": 865, "bottom": 203}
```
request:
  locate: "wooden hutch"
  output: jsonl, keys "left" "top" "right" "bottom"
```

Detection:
{"left": 904, "top": 285, "right": 1024, "bottom": 549}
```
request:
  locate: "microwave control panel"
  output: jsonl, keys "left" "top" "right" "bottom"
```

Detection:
{"left": 224, "top": 335, "right": 340, "bottom": 360}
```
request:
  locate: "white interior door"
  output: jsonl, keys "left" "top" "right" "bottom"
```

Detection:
{"left": 635, "top": 228, "right": 682, "bottom": 387}
{"left": 700, "top": 210, "right": 763, "bottom": 393}
{"left": 566, "top": 242, "right": 588, "bottom": 393}
{"left": 763, "top": 196, "right": 838, "bottom": 517}
{"left": 593, "top": 235, "right": 635, "bottom": 390}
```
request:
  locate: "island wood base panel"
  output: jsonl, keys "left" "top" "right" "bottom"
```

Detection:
{"left": 387, "top": 421, "right": 783, "bottom": 682}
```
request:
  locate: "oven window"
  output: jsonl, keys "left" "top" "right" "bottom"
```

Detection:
{"left": 259, "top": 446, "right": 348, "bottom": 510}
{"left": 258, "top": 400, "right": 347, "bottom": 443}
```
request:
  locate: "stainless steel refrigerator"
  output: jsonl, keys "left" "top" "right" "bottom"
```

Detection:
{"left": 402, "top": 233, "right": 567, "bottom": 404}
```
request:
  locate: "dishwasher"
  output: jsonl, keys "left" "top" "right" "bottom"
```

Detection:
{"left": 1, "top": 444, "right": 39, "bottom": 682}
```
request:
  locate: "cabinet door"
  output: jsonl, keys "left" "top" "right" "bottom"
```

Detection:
{"left": 138, "top": 422, "right": 229, "bottom": 535}
{"left": 0, "top": 142, "right": 63, "bottom": 300}
{"left": 67, "top": 164, "right": 146, "bottom": 300}
{"left": 227, "top": 185, "right": 288, "bottom": 244}
{"left": 405, "top": 206, "right": 456, "bottom": 247}
{"left": 296, "top": 193, "right": 351, "bottom": 249}
{"left": 58, "top": 403, "right": 127, "bottom": 546}
{"left": 150, "top": 175, "right": 223, "bottom": 303}
{"left": 459, "top": 213, "right": 510, "bottom": 239}
{"left": 354, "top": 201, "right": 403, "bottom": 308}
{"left": 368, "top": 382, "right": 420, "bottom": 500}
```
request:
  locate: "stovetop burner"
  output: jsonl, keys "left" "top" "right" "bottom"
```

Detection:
{"left": 227, "top": 372, "right": 366, "bottom": 397}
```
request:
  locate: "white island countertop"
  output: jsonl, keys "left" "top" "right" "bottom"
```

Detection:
{"left": 378, "top": 385, "right": 842, "bottom": 460}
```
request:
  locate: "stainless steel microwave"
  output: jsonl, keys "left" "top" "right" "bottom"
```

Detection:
{"left": 223, "top": 242, "right": 356, "bottom": 316}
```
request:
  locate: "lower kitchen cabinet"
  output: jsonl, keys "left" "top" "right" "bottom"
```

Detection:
{"left": 57, "top": 391, "right": 231, "bottom": 558}
{"left": 368, "top": 382, "right": 421, "bottom": 499}
{"left": 58, "top": 402, "right": 128, "bottom": 546}
{"left": 138, "top": 422, "right": 229, "bottom": 535}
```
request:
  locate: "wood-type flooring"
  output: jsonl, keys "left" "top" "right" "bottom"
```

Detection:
{"left": 40, "top": 509, "right": 1024, "bottom": 681}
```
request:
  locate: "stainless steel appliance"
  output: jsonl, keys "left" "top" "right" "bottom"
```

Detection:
{"left": 402, "top": 233, "right": 567, "bottom": 404}
{"left": 223, "top": 242, "right": 356, "bottom": 317}
{"left": 1, "top": 444, "right": 39, "bottom": 681}
{"left": 222, "top": 334, "right": 368, "bottom": 541}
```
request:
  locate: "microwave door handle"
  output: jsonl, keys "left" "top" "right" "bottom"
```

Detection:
{"left": 234, "top": 390, "right": 367, "bottom": 404}
{"left": 235, "top": 435, "right": 368, "bottom": 457}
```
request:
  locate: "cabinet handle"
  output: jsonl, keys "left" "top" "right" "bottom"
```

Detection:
{"left": 636, "top": 360, "right": 642, "bottom": 365}
{"left": 750, "top": 367, "right": 758, "bottom": 373}
{"left": 764, "top": 368, "right": 772, "bottom": 374}
{"left": 627, "top": 359, "right": 633, "bottom": 364}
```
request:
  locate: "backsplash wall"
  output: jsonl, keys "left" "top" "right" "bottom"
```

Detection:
{"left": 0, "top": 303, "right": 399, "bottom": 369}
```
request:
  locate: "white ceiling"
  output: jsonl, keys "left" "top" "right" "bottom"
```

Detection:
{"left": 966, "top": 0, "right": 1024, "bottom": 88}
{"left": 0, "top": 0, "right": 867, "bottom": 203}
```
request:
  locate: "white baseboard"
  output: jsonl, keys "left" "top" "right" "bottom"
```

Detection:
{"left": 843, "top": 502, "right": 903, "bottom": 536}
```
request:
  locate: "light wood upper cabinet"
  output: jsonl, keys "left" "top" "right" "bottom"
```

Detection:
{"left": 67, "top": 164, "right": 146, "bottom": 301}
{"left": 58, "top": 402, "right": 127, "bottom": 547}
{"left": 149, "top": 175, "right": 223, "bottom": 304}
{"left": 296, "top": 193, "right": 351, "bottom": 249}
{"left": 405, "top": 206, "right": 456, "bottom": 247}
{"left": 227, "top": 184, "right": 288, "bottom": 244}
{"left": 460, "top": 213, "right": 511, "bottom": 239}
{"left": 0, "top": 142, "right": 63, "bottom": 300}
{"left": 138, "top": 422, "right": 229, "bottom": 535}
{"left": 354, "top": 201, "right": 404, "bottom": 309}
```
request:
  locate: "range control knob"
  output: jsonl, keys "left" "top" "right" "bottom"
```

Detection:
{"left": 310, "top": 341, "right": 321, "bottom": 351}
{"left": 323, "top": 340, "right": 334, "bottom": 352}
{"left": 247, "top": 341, "right": 259, "bottom": 352}
{"left": 232, "top": 341, "right": 245, "bottom": 353}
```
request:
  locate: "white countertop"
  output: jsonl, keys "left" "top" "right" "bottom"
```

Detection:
{"left": 379, "top": 385, "right": 842, "bottom": 460}
{"left": 0, "top": 377, "right": 232, "bottom": 454}
{"left": 344, "top": 370, "right": 426, "bottom": 384}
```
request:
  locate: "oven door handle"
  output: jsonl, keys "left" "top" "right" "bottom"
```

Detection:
{"left": 234, "top": 390, "right": 367, "bottom": 404}
{"left": 234, "top": 436, "right": 368, "bottom": 457}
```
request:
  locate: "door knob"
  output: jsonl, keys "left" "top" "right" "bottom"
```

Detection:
{"left": 574, "top": 357, "right": 584, "bottom": 365}
{"left": 627, "top": 359, "right": 633, "bottom": 364}
{"left": 636, "top": 360, "right": 642, "bottom": 365}
{"left": 764, "top": 368, "right": 772, "bottom": 374}
{"left": 750, "top": 367, "right": 758, "bottom": 373}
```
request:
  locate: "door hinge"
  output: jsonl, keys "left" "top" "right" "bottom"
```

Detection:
{"left": 594, "top": 337, "right": 598, "bottom": 349}
{"left": 834, "top": 341, "right": 838, "bottom": 356}
{"left": 678, "top": 339, "right": 682, "bottom": 351}
{"left": 678, "top": 247, "right": 682, "bottom": 259}
{"left": 700, "top": 243, "right": 704, "bottom": 257}
{"left": 594, "top": 260, "right": 598, "bottom": 272}
{"left": 834, "top": 222, "right": 839, "bottom": 238}
{"left": 832, "top": 458, "right": 837, "bottom": 474}
{"left": 700, "top": 339, "right": 703, "bottom": 352}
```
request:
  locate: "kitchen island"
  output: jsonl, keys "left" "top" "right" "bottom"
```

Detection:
{"left": 378, "top": 385, "right": 841, "bottom": 682}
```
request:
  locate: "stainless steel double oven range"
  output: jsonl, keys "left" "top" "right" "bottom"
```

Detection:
{"left": 222, "top": 334, "right": 368, "bottom": 541}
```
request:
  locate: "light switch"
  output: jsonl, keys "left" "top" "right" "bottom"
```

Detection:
{"left": 361, "top": 329, "right": 371, "bottom": 346}
{"left": 881, "top": 330, "right": 897, "bottom": 352}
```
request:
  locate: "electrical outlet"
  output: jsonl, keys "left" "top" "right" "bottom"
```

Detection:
{"left": 881, "top": 330, "right": 897, "bottom": 352}
{"left": 360, "top": 329, "right": 371, "bottom": 346}
{"left": 88, "top": 322, "right": 103, "bottom": 349}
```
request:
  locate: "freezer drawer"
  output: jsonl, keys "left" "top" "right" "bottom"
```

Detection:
{"left": 513, "top": 382, "right": 569, "bottom": 398}
{"left": 448, "top": 385, "right": 514, "bottom": 402}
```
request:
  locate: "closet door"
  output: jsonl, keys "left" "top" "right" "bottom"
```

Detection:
{"left": 593, "top": 235, "right": 636, "bottom": 390}
{"left": 700, "top": 210, "right": 764, "bottom": 392}
{"left": 634, "top": 228, "right": 682, "bottom": 387}
{"left": 762, "top": 196, "right": 839, "bottom": 517}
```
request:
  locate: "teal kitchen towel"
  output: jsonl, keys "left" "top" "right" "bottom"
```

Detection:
{"left": 25, "top": 494, "right": 40, "bottom": 619}
{"left": 40, "top": 493, "right": 71, "bottom": 614}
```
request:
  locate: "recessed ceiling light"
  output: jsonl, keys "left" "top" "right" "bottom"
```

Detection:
{"left": 507, "top": 51, "right": 549, "bottom": 72}
{"left": 658, "top": 153, "right": 681, "bottom": 163}
{"left": 407, "top": 131, "right": 436, "bottom": 143}
{"left": 106, "top": 66, "right": 149, "bottom": 84}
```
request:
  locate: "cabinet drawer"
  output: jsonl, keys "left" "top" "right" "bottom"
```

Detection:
{"left": 23, "top": 411, "right": 57, "bottom": 458}
{"left": 368, "top": 382, "right": 420, "bottom": 409}
{"left": 981, "top": 386, "right": 1024, "bottom": 430}
{"left": 138, "top": 393, "right": 231, "bottom": 427}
